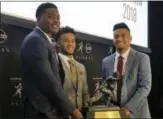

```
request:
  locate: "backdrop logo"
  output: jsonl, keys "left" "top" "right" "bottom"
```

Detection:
{"left": 12, "top": 83, "right": 22, "bottom": 99}
{"left": 76, "top": 41, "right": 84, "bottom": 54}
{"left": 10, "top": 77, "right": 23, "bottom": 107}
{"left": 0, "top": 29, "right": 8, "bottom": 44}
{"left": 0, "top": 29, "right": 10, "bottom": 52}
{"left": 108, "top": 47, "right": 113, "bottom": 55}
{"left": 85, "top": 43, "right": 92, "bottom": 54}
{"left": 76, "top": 41, "right": 93, "bottom": 60}
{"left": 76, "top": 41, "right": 92, "bottom": 54}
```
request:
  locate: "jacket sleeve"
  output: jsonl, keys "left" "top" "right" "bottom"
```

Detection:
{"left": 124, "top": 54, "right": 152, "bottom": 113}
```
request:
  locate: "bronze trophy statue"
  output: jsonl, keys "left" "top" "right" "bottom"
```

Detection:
{"left": 85, "top": 72, "right": 129, "bottom": 118}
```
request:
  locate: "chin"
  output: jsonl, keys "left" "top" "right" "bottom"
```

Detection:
{"left": 51, "top": 29, "right": 59, "bottom": 34}
{"left": 68, "top": 52, "right": 74, "bottom": 55}
{"left": 51, "top": 31, "right": 57, "bottom": 34}
{"left": 66, "top": 52, "right": 73, "bottom": 55}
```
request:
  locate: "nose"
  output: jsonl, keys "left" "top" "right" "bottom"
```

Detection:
{"left": 118, "top": 35, "right": 123, "bottom": 40}
{"left": 68, "top": 41, "right": 73, "bottom": 46}
{"left": 53, "top": 19, "right": 60, "bottom": 24}
{"left": 116, "top": 36, "right": 123, "bottom": 42}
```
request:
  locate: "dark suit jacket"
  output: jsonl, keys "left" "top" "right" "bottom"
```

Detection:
{"left": 20, "top": 27, "right": 75, "bottom": 119}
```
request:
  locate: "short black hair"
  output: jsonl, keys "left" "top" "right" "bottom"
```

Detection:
{"left": 36, "top": 2, "right": 57, "bottom": 20}
{"left": 113, "top": 22, "right": 130, "bottom": 33}
{"left": 55, "top": 26, "right": 76, "bottom": 41}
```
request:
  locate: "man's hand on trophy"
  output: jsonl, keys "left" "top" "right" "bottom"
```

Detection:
{"left": 70, "top": 108, "right": 83, "bottom": 119}
{"left": 120, "top": 107, "right": 130, "bottom": 117}
{"left": 87, "top": 99, "right": 93, "bottom": 107}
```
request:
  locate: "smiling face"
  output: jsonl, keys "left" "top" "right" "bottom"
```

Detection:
{"left": 113, "top": 28, "right": 132, "bottom": 54}
{"left": 58, "top": 32, "right": 76, "bottom": 56}
{"left": 38, "top": 8, "right": 60, "bottom": 36}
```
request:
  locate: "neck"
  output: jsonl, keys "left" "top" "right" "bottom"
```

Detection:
{"left": 67, "top": 55, "right": 73, "bottom": 59}
{"left": 37, "top": 25, "right": 52, "bottom": 38}
{"left": 60, "top": 52, "right": 73, "bottom": 59}
{"left": 47, "top": 33, "right": 52, "bottom": 38}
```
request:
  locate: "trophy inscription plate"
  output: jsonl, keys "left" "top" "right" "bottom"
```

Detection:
{"left": 87, "top": 106, "right": 121, "bottom": 118}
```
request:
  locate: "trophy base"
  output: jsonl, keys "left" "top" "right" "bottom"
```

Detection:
{"left": 86, "top": 105, "right": 128, "bottom": 118}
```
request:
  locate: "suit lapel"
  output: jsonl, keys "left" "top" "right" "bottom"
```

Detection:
{"left": 73, "top": 61, "right": 80, "bottom": 89}
{"left": 74, "top": 61, "right": 81, "bottom": 86}
{"left": 74, "top": 61, "right": 84, "bottom": 93}
{"left": 58, "top": 57, "right": 65, "bottom": 85}
{"left": 109, "top": 53, "right": 116, "bottom": 77}
{"left": 123, "top": 48, "right": 136, "bottom": 81}
{"left": 58, "top": 56, "right": 69, "bottom": 73}
{"left": 34, "top": 27, "right": 50, "bottom": 44}
{"left": 59, "top": 56, "right": 77, "bottom": 88}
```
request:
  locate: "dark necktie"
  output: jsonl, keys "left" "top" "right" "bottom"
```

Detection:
{"left": 117, "top": 55, "right": 123, "bottom": 105}
{"left": 117, "top": 55, "right": 124, "bottom": 77}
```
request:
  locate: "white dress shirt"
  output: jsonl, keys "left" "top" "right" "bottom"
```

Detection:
{"left": 36, "top": 26, "right": 52, "bottom": 43}
{"left": 58, "top": 53, "right": 74, "bottom": 70}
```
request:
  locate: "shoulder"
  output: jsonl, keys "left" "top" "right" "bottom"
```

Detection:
{"left": 102, "top": 53, "right": 115, "bottom": 63}
{"left": 75, "top": 60, "right": 87, "bottom": 76}
{"left": 134, "top": 49, "right": 150, "bottom": 61}
{"left": 24, "top": 30, "right": 42, "bottom": 42}
{"left": 131, "top": 49, "right": 150, "bottom": 66}
{"left": 22, "top": 31, "right": 44, "bottom": 48}
{"left": 75, "top": 60, "right": 85, "bottom": 69}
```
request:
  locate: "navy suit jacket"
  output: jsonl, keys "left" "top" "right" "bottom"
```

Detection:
{"left": 20, "top": 27, "right": 75, "bottom": 119}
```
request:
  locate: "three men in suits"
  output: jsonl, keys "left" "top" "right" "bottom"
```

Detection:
{"left": 102, "top": 22, "right": 152, "bottom": 118}
{"left": 20, "top": 3, "right": 83, "bottom": 119}
{"left": 55, "top": 26, "right": 90, "bottom": 111}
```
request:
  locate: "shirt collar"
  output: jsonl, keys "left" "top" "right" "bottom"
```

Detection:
{"left": 36, "top": 26, "right": 52, "bottom": 43}
{"left": 115, "top": 47, "right": 131, "bottom": 61}
{"left": 58, "top": 52, "right": 74, "bottom": 63}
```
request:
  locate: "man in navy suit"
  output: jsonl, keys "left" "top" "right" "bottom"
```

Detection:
{"left": 20, "top": 3, "right": 83, "bottom": 119}
{"left": 102, "top": 22, "right": 152, "bottom": 118}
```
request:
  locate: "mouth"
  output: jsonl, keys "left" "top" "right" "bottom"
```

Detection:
{"left": 67, "top": 47, "right": 74, "bottom": 52}
{"left": 51, "top": 24, "right": 59, "bottom": 31}
{"left": 116, "top": 41, "right": 123, "bottom": 45}
{"left": 53, "top": 24, "right": 58, "bottom": 29}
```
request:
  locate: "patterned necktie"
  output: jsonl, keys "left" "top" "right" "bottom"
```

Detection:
{"left": 68, "top": 59, "right": 77, "bottom": 83}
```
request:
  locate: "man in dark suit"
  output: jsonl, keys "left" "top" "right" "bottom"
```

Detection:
{"left": 102, "top": 22, "right": 152, "bottom": 118}
{"left": 20, "top": 3, "right": 83, "bottom": 119}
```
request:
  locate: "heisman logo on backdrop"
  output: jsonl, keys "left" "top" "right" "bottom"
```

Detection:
{"left": 11, "top": 82, "right": 23, "bottom": 107}
{"left": 12, "top": 83, "right": 22, "bottom": 99}
{"left": 76, "top": 41, "right": 93, "bottom": 60}
{"left": 10, "top": 77, "right": 23, "bottom": 107}
{"left": 0, "top": 29, "right": 10, "bottom": 52}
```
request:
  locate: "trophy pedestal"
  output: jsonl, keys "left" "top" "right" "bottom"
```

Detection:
{"left": 86, "top": 105, "right": 129, "bottom": 118}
